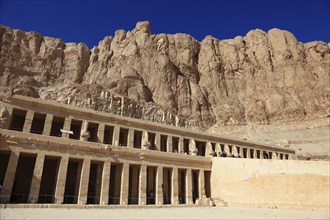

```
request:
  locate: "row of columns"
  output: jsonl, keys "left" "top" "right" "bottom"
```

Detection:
{"left": 13, "top": 109, "right": 293, "bottom": 159}
{"left": 1, "top": 150, "right": 206, "bottom": 205}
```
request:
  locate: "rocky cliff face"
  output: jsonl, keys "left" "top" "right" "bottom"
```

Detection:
{"left": 1, "top": 21, "right": 329, "bottom": 131}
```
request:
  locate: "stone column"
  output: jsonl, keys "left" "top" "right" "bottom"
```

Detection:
{"left": 0, "top": 150, "right": 19, "bottom": 203}
{"left": 186, "top": 168, "right": 193, "bottom": 205}
{"left": 167, "top": 135, "right": 173, "bottom": 153}
{"left": 246, "top": 148, "right": 251, "bottom": 159}
{"left": 260, "top": 151, "right": 264, "bottom": 159}
{"left": 253, "top": 148, "right": 257, "bottom": 159}
{"left": 113, "top": 126, "right": 120, "bottom": 146}
{"left": 215, "top": 143, "right": 221, "bottom": 155}
{"left": 120, "top": 162, "right": 129, "bottom": 205}
{"left": 155, "top": 133, "right": 161, "bottom": 151}
{"left": 128, "top": 128, "right": 134, "bottom": 148}
{"left": 232, "top": 145, "right": 238, "bottom": 156}
{"left": 100, "top": 160, "right": 111, "bottom": 205}
{"left": 54, "top": 156, "right": 69, "bottom": 204}
{"left": 178, "top": 137, "right": 184, "bottom": 153}
{"left": 80, "top": 120, "right": 89, "bottom": 141}
{"left": 23, "top": 110, "right": 34, "bottom": 133}
{"left": 139, "top": 165, "right": 147, "bottom": 205}
{"left": 78, "top": 158, "right": 91, "bottom": 204}
{"left": 189, "top": 139, "right": 196, "bottom": 154}
{"left": 29, "top": 153, "right": 45, "bottom": 203}
{"left": 238, "top": 146, "right": 244, "bottom": 158}
{"left": 42, "top": 114, "right": 53, "bottom": 136}
{"left": 224, "top": 144, "right": 231, "bottom": 156}
{"left": 205, "top": 141, "right": 212, "bottom": 157}
{"left": 97, "top": 123, "right": 105, "bottom": 143}
{"left": 62, "top": 117, "right": 72, "bottom": 138}
{"left": 142, "top": 130, "right": 149, "bottom": 150}
{"left": 272, "top": 152, "right": 279, "bottom": 160}
{"left": 156, "top": 166, "right": 163, "bottom": 205}
{"left": 198, "top": 170, "right": 205, "bottom": 200}
{"left": 171, "top": 167, "right": 179, "bottom": 205}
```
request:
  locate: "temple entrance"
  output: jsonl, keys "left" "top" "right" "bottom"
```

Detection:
{"left": 119, "top": 128, "right": 128, "bottom": 146}
{"left": 133, "top": 130, "right": 142, "bottom": 148}
{"left": 87, "top": 161, "right": 103, "bottom": 204}
{"left": 10, "top": 153, "right": 36, "bottom": 203}
{"left": 172, "top": 137, "right": 179, "bottom": 153}
{"left": 148, "top": 132, "right": 156, "bottom": 150}
{"left": 38, "top": 156, "right": 60, "bottom": 203}
{"left": 0, "top": 151, "right": 10, "bottom": 188}
{"left": 204, "top": 171, "right": 211, "bottom": 198}
{"left": 160, "top": 135, "right": 167, "bottom": 152}
{"left": 195, "top": 141, "right": 206, "bottom": 156}
{"left": 109, "top": 163, "right": 122, "bottom": 204}
{"left": 63, "top": 159, "right": 83, "bottom": 204}
{"left": 87, "top": 122, "right": 99, "bottom": 142}
{"left": 178, "top": 169, "right": 186, "bottom": 204}
{"left": 9, "top": 109, "right": 27, "bottom": 131}
{"left": 103, "top": 125, "right": 114, "bottom": 144}
{"left": 128, "top": 164, "right": 140, "bottom": 204}
{"left": 146, "top": 166, "right": 156, "bottom": 205}
{"left": 163, "top": 167, "right": 172, "bottom": 204}
{"left": 183, "top": 139, "right": 190, "bottom": 154}
{"left": 192, "top": 170, "right": 199, "bottom": 204}
{"left": 30, "top": 113, "right": 46, "bottom": 134}
{"left": 50, "top": 117, "right": 65, "bottom": 137}
{"left": 69, "top": 119, "right": 82, "bottom": 140}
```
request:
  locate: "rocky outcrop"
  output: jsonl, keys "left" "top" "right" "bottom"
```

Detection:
{"left": 0, "top": 21, "right": 329, "bottom": 130}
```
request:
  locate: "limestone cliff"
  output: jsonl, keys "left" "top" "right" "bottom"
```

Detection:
{"left": 1, "top": 21, "right": 329, "bottom": 133}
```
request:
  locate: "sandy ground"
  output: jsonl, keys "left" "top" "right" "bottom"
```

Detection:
{"left": 0, "top": 206, "right": 329, "bottom": 220}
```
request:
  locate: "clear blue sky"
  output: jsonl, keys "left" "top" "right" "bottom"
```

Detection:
{"left": 0, "top": 0, "right": 329, "bottom": 48}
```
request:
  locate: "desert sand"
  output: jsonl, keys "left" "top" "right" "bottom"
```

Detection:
{"left": 0, "top": 206, "right": 329, "bottom": 220}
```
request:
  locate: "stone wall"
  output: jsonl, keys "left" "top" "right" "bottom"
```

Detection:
{"left": 211, "top": 158, "right": 330, "bottom": 210}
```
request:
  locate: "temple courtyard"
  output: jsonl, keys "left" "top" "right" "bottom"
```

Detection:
{"left": 0, "top": 206, "right": 329, "bottom": 220}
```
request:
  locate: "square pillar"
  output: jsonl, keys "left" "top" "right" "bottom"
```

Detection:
{"left": 113, "top": 126, "right": 120, "bottom": 146}
{"left": 189, "top": 139, "right": 196, "bottom": 154}
{"left": 206, "top": 142, "right": 212, "bottom": 157}
{"left": 139, "top": 165, "right": 147, "bottom": 205}
{"left": 80, "top": 120, "right": 89, "bottom": 141}
{"left": 215, "top": 143, "right": 221, "bottom": 154}
{"left": 78, "top": 158, "right": 91, "bottom": 205}
{"left": 42, "top": 114, "right": 53, "bottom": 136}
{"left": 171, "top": 167, "right": 179, "bottom": 205}
{"left": 224, "top": 144, "right": 231, "bottom": 156}
{"left": 54, "top": 156, "right": 69, "bottom": 204}
{"left": 178, "top": 137, "right": 184, "bottom": 153}
{"left": 156, "top": 166, "right": 163, "bottom": 205}
{"left": 238, "top": 146, "right": 244, "bottom": 158}
{"left": 186, "top": 168, "right": 193, "bottom": 205}
{"left": 167, "top": 135, "right": 172, "bottom": 153}
{"left": 23, "top": 110, "right": 34, "bottom": 133}
{"left": 246, "top": 148, "right": 251, "bottom": 158}
{"left": 155, "top": 133, "right": 161, "bottom": 151}
{"left": 260, "top": 151, "right": 264, "bottom": 160}
{"left": 62, "top": 117, "right": 72, "bottom": 138}
{"left": 253, "top": 149, "right": 257, "bottom": 158}
{"left": 97, "top": 123, "right": 105, "bottom": 143}
{"left": 120, "top": 162, "right": 129, "bottom": 205}
{"left": 29, "top": 153, "right": 45, "bottom": 203}
{"left": 127, "top": 128, "right": 134, "bottom": 148}
{"left": 198, "top": 169, "right": 205, "bottom": 199}
{"left": 0, "top": 150, "right": 19, "bottom": 203}
{"left": 100, "top": 160, "right": 111, "bottom": 205}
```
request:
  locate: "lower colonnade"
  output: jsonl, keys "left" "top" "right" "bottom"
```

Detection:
{"left": 0, "top": 130, "right": 212, "bottom": 206}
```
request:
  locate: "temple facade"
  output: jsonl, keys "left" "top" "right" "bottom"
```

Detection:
{"left": 0, "top": 95, "right": 295, "bottom": 206}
